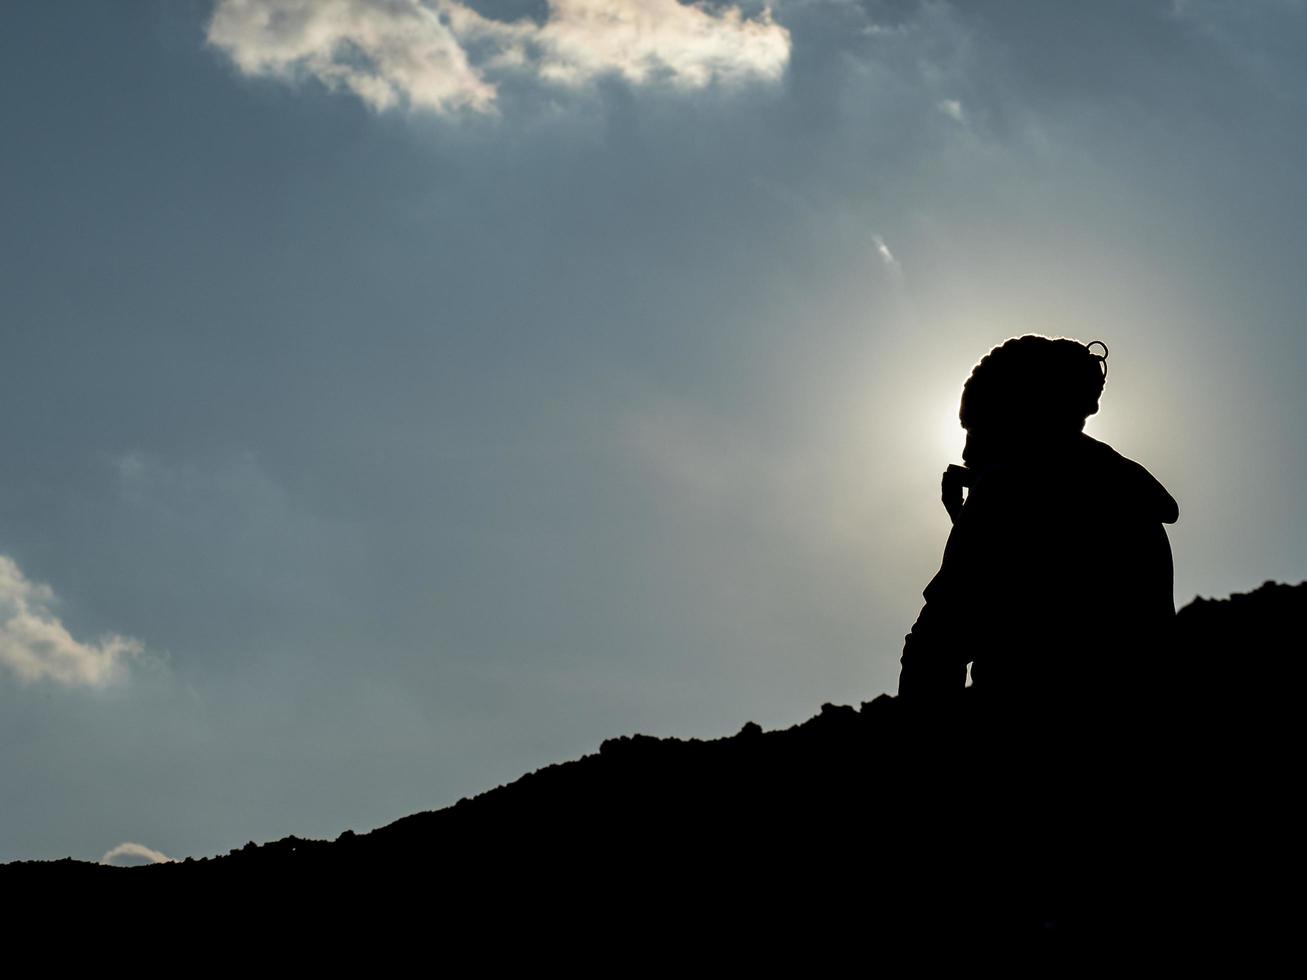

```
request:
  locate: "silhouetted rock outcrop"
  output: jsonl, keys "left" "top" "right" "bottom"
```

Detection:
{"left": 6, "top": 582, "right": 1302, "bottom": 954}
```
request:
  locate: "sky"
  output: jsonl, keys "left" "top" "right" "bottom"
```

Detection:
{"left": 2, "top": 0, "right": 1305, "bottom": 863}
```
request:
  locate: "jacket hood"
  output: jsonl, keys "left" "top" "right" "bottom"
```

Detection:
{"left": 1079, "top": 434, "right": 1180, "bottom": 524}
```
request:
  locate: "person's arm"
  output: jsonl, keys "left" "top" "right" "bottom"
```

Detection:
{"left": 898, "top": 473, "right": 989, "bottom": 700}
{"left": 898, "top": 565, "right": 970, "bottom": 700}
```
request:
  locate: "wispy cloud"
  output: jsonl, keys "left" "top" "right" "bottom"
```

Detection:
{"left": 207, "top": 0, "right": 792, "bottom": 115}
{"left": 937, "top": 97, "right": 965, "bottom": 122}
{"left": 616, "top": 398, "right": 892, "bottom": 550}
{"left": 0, "top": 555, "right": 142, "bottom": 687}
{"left": 101, "top": 842, "right": 173, "bottom": 866}
{"left": 872, "top": 233, "right": 901, "bottom": 274}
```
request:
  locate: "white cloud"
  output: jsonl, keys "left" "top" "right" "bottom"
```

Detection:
{"left": 0, "top": 555, "right": 142, "bottom": 687}
{"left": 872, "top": 233, "right": 901, "bottom": 273}
{"left": 208, "top": 0, "right": 497, "bottom": 112}
{"left": 101, "top": 842, "right": 173, "bottom": 866}
{"left": 530, "top": 0, "right": 791, "bottom": 88}
{"left": 207, "top": 0, "right": 791, "bottom": 114}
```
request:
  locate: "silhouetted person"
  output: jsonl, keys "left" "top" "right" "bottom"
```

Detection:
{"left": 895, "top": 336, "right": 1181, "bottom": 929}
{"left": 899, "top": 336, "right": 1179, "bottom": 711}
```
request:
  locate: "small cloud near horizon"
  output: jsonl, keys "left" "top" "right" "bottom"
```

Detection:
{"left": 101, "top": 842, "right": 173, "bottom": 866}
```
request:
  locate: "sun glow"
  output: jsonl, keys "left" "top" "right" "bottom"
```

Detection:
{"left": 936, "top": 405, "right": 966, "bottom": 465}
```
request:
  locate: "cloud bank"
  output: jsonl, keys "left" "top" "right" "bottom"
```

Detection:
{"left": 207, "top": 0, "right": 791, "bottom": 113}
{"left": 0, "top": 555, "right": 142, "bottom": 687}
{"left": 101, "top": 842, "right": 173, "bottom": 866}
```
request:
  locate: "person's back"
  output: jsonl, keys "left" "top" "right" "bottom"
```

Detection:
{"left": 957, "top": 432, "right": 1176, "bottom": 702}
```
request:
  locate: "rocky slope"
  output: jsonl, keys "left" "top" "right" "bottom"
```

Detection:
{"left": 6, "top": 581, "right": 1301, "bottom": 950}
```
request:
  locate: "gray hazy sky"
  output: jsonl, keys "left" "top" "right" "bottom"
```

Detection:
{"left": 2, "top": 0, "right": 1304, "bottom": 862}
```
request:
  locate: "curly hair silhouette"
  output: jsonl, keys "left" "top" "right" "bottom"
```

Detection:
{"left": 959, "top": 335, "right": 1108, "bottom": 436}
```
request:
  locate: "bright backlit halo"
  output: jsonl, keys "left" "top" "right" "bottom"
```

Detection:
{"left": 936, "top": 405, "right": 965, "bottom": 463}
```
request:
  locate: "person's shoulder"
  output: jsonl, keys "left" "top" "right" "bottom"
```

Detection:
{"left": 1076, "top": 435, "right": 1179, "bottom": 524}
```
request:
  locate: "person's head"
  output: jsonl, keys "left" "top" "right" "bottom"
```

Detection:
{"left": 959, "top": 335, "right": 1108, "bottom": 465}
